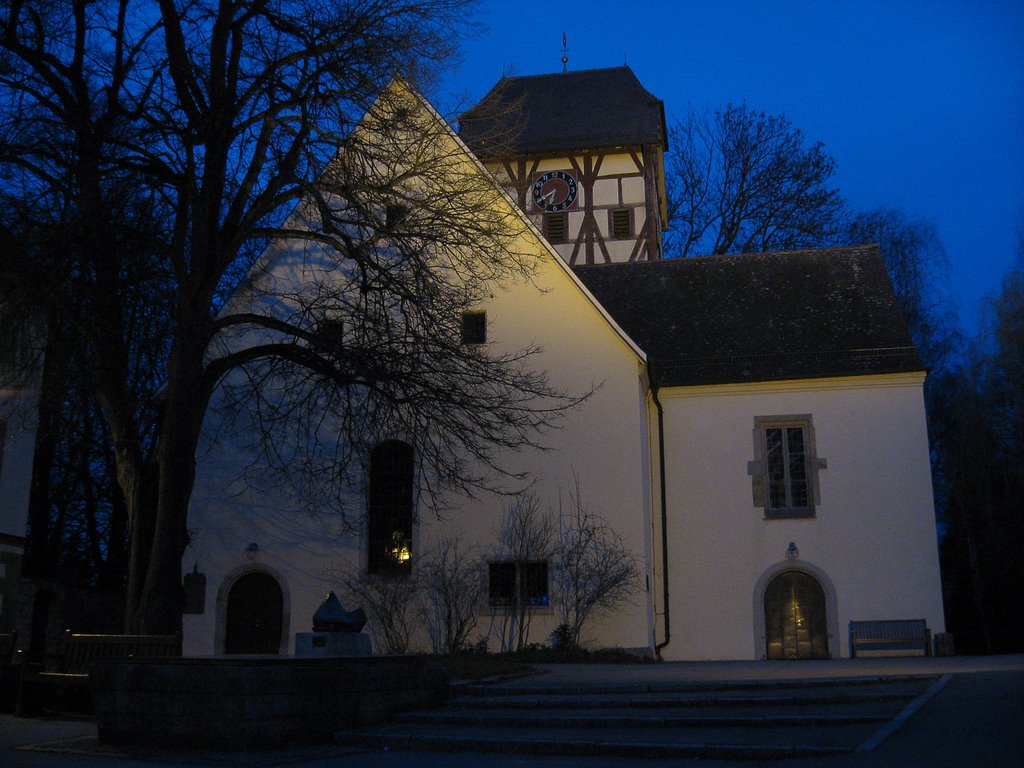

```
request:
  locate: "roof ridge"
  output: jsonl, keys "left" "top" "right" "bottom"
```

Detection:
{"left": 571, "top": 245, "right": 879, "bottom": 270}
{"left": 499, "top": 64, "right": 635, "bottom": 82}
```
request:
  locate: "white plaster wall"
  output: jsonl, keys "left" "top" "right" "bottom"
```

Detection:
{"left": 0, "top": 389, "right": 39, "bottom": 539}
{"left": 183, "top": 86, "right": 658, "bottom": 657}
{"left": 591, "top": 178, "right": 620, "bottom": 207}
{"left": 619, "top": 177, "right": 645, "bottom": 204}
{"left": 183, "top": 213, "right": 656, "bottom": 657}
{"left": 446, "top": 248, "right": 654, "bottom": 653}
{"left": 654, "top": 374, "right": 945, "bottom": 661}
{"left": 183, "top": 422, "right": 368, "bottom": 656}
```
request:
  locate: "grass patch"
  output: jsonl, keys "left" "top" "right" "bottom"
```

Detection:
{"left": 425, "top": 645, "right": 653, "bottom": 682}
{"left": 425, "top": 653, "right": 537, "bottom": 682}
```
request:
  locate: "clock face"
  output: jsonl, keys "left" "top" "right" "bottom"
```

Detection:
{"left": 532, "top": 170, "right": 578, "bottom": 212}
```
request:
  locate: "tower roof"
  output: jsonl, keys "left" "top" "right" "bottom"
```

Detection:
{"left": 459, "top": 66, "right": 667, "bottom": 158}
{"left": 573, "top": 245, "right": 924, "bottom": 387}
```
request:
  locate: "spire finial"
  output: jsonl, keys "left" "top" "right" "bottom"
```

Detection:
{"left": 561, "top": 33, "right": 569, "bottom": 73}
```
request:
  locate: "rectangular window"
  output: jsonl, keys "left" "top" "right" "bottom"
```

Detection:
{"left": 315, "top": 318, "right": 345, "bottom": 354}
{"left": 386, "top": 203, "right": 409, "bottom": 231}
{"left": 488, "top": 561, "right": 549, "bottom": 607}
{"left": 488, "top": 562, "right": 516, "bottom": 607}
{"left": 608, "top": 208, "right": 633, "bottom": 239}
{"left": 461, "top": 311, "right": 486, "bottom": 345}
{"left": 749, "top": 416, "right": 825, "bottom": 519}
{"left": 765, "top": 426, "right": 809, "bottom": 510}
{"left": 543, "top": 212, "right": 568, "bottom": 242}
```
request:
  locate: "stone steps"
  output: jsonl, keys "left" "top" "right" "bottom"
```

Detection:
{"left": 334, "top": 674, "right": 941, "bottom": 760}
{"left": 400, "top": 708, "right": 891, "bottom": 727}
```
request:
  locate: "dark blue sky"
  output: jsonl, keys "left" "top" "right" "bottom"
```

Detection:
{"left": 434, "top": 0, "right": 1024, "bottom": 336}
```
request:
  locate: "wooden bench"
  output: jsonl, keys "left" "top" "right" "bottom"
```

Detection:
{"left": 16, "top": 631, "right": 180, "bottom": 715}
{"left": 849, "top": 619, "right": 931, "bottom": 658}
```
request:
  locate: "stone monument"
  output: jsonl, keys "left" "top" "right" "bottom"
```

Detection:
{"left": 295, "top": 591, "right": 372, "bottom": 657}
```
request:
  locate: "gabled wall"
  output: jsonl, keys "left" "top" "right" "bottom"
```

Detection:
{"left": 652, "top": 373, "right": 945, "bottom": 660}
{"left": 183, "top": 231, "right": 656, "bottom": 655}
{"left": 182, "top": 82, "right": 656, "bottom": 657}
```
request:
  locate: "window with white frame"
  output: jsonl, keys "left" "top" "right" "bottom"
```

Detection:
{"left": 748, "top": 416, "right": 826, "bottom": 519}
{"left": 487, "top": 561, "right": 549, "bottom": 608}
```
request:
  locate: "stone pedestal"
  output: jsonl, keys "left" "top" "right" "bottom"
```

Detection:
{"left": 294, "top": 631, "right": 371, "bottom": 657}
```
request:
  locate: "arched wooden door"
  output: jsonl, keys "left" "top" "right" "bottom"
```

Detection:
{"left": 224, "top": 572, "right": 283, "bottom": 654}
{"left": 764, "top": 570, "right": 829, "bottom": 660}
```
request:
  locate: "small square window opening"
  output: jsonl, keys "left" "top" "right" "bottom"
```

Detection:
{"left": 543, "top": 212, "right": 568, "bottom": 242}
{"left": 609, "top": 208, "right": 633, "bottom": 239}
{"left": 461, "top": 311, "right": 486, "bottom": 345}
{"left": 386, "top": 203, "right": 409, "bottom": 231}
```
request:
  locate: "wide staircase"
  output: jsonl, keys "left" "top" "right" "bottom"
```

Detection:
{"left": 335, "top": 673, "right": 945, "bottom": 760}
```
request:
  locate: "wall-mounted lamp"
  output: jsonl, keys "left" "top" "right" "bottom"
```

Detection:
{"left": 243, "top": 542, "right": 259, "bottom": 560}
{"left": 785, "top": 542, "right": 800, "bottom": 561}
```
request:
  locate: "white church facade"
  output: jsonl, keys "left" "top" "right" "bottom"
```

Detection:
{"left": 1, "top": 330, "right": 40, "bottom": 634}
{"left": 181, "top": 69, "right": 944, "bottom": 661}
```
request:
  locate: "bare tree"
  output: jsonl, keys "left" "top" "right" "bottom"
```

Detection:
{"left": 2, "top": 0, "right": 580, "bottom": 634}
{"left": 989, "top": 244, "right": 1024, "bottom": 456}
{"left": 491, "top": 492, "right": 555, "bottom": 652}
{"left": 332, "top": 566, "right": 417, "bottom": 655}
{"left": 665, "top": 103, "right": 846, "bottom": 258}
{"left": 938, "top": 241, "right": 1024, "bottom": 654}
{"left": 554, "top": 480, "right": 640, "bottom": 648}
{"left": 847, "top": 207, "right": 960, "bottom": 374}
{"left": 417, "top": 536, "right": 483, "bottom": 653}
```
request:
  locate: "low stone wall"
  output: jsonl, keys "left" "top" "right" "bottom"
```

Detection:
{"left": 90, "top": 655, "right": 448, "bottom": 749}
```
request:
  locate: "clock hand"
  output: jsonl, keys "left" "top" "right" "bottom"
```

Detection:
{"left": 541, "top": 189, "right": 557, "bottom": 205}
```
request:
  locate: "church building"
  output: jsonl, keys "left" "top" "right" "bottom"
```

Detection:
{"left": 181, "top": 68, "right": 945, "bottom": 661}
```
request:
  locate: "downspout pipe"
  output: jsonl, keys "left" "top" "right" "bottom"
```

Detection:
{"left": 651, "top": 365, "right": 671, "bottom": 659}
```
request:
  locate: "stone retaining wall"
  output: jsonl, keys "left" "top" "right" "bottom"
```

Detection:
{"left": 90, "top": 655, "right": 448, "bottom": 749}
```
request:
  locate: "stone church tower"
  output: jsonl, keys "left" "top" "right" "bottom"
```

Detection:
{"left": 459, "top": 66, "right": 668, "bottom": 265}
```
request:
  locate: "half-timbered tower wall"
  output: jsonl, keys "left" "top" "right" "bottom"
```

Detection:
{"left": 484, "top": 146, "right": 664, "bottom": 265}
{"left": 460, "top": 66, "right": 669, "bottom": 266}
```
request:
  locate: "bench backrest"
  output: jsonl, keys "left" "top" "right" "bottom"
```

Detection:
{"left": 849, "top": 619, "right": 928, "bottom": 641}
{"left": 59, "top": 632, "right": 181, "bottom": 674}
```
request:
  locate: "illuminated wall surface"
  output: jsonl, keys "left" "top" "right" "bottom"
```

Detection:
{"left": 183, "top": 81, "right": 943, "bottom": 660}
{"left": 1, "top": 379, "right": 40, "bottom": 628}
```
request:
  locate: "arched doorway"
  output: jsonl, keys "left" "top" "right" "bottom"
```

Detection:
{"left": 764, "top": 570, "right": 829, "bottom": 660}
{"left": 224, "top": 572, "right": 283, "bottom": 654}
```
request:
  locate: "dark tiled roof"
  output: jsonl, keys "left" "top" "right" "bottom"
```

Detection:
{"left": 573, "top": 246, "right": 924, "bottom": 387}
{"left": 458, "top": 66, "right": 666, "bottom": 157}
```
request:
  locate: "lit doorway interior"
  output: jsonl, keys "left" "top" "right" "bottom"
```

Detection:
{"left": 764, "top": 570, "right": 829, "bottom": 660}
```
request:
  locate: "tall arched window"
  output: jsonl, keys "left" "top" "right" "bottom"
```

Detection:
{"left": 367, "top": 440, "right": 414, "bottom": 575}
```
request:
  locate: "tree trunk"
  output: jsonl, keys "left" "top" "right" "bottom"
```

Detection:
{"left": 124, "top": 313, "right": 213, "bottom": 634}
